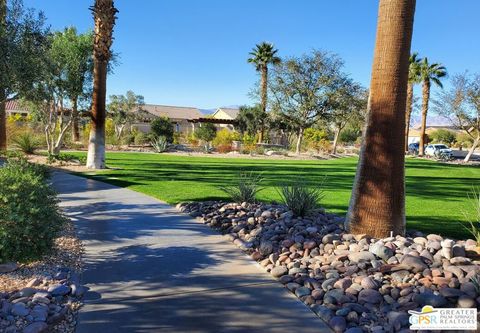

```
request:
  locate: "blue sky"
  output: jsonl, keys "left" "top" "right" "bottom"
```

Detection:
{"left": 24, "top": 1, "right": 480, "bottom": 111}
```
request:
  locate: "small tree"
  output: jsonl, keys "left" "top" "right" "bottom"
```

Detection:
{"left": 434, "top": 73, "right": 480, "bottom": 162}
{"left": 108, "top": 90, "right": 144, "bottom": 140}
{"left": 237, "top": 105, "right": 264, "bottom": 136}
{"left": 150, "top": 117, "right": 174, "bottom": 142}
{"left": 269, "top": 50, "right": 346, "bottom": 154}
{"left": 195, "top": 123, "right": 216, "bottom": 151}
{"left": 430, "top": 129, "right": 456, "bottom": 145}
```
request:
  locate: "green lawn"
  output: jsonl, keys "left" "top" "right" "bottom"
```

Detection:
{"left": 71, "top": 152, "right": 480, "bottom": 239}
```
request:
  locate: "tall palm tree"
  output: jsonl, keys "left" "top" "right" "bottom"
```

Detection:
{"left": 346, "top": 0, "right": 416, "bottom": 238}
{"left": 0, "top": 0, "right": 6, "bottom": 152}
{"left": 86, "top": 0, "right": 117, "bottom": 169}
{"left": 418, "top": 58, "right": 447, "bottom": 156}
{"left": 405, "top": 52, "right": 421, "bottom": 152}
{"left": 248, "top": 42, "right": 280, "bottom": 142}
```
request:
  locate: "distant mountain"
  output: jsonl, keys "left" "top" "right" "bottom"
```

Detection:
{"left": 410, "top": 114, "right": 454, "bottom": 128}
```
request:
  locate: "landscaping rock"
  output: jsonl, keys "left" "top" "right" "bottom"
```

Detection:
{"left": 0, "top": 262, "right": 18, "bottom": 273}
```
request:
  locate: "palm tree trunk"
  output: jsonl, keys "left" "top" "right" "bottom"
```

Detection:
{"left": 295, "top": 127, "right": 304, "bottom": 155}
{"left": 346, "top": 0, "right": 415, "bottom": 238}
{"left": 418, "top": 79, "right": 430, "bottom": 156}
{"left": 0, "top": 90, "right": 6, "bottom": 152}
{"left": 86, "top": 60, "right": 107, "bottom": 169}
{"left": 259, "top": 65, "right": 268, "bottom": 143}
{"left": 0, "top": 1, "right": 7, "bottom": 152}
{"left": 71, "top": 96, "right": 80, "bottom": 142}
{"left": 464, "top": 136, "right": 479, "bottom": 163}
{"left": 332, "top": 127, "right": 341, "bottom": 155}
{"left": 405, "top": 82, "right": 413, "bottom": 152}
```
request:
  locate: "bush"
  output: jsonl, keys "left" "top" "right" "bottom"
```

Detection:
{"left": 278, "top": 182, "right": 323, "bottom": 217}
{"left": 220, "top": 172, "right": 263, "bottom": 203}
{"left": 456, "top": 132, "right": 474, "bottom": 148}
{"left": 212, "top": 128, "right": 240, "bottom": 147}
{"left": 152, "top": 136, "right": 169, "bottom": 153}
{"left": 430, "top": 129, "right": 456, "bottom": 145}
{"left": 216, "top": 144, "right": 232, "bottom": 154}
{"left": 134, "top": 132, "right": 150, "bottom": 146}
{"left": 0, "top": 157, "right": 65, "bottom": 262}
{"left": 241, "top": 133, "right": 258, "bottom": 154}
{"left": 304, "top": 128, "right": 329, "bottom": 152}
{"left": 151, "top": 117, "right": 174, "bottom": 143}
{"left": 195, "top": 123, "right": 217, "bottom": 143}
{"left": 340, "top": 128, "right": 362, "bottom": 144}
{"left": 12, "top": 131, "right": 40, "bottom": 154}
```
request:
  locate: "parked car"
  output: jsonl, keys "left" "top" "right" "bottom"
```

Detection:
{"left": 425, "top": 144, "right": 453, "bottom": 159}
{"left": 408, "top": 142, "right": 419, "bottom": 154}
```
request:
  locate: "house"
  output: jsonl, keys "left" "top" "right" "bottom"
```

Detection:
{"left": 407, "top": 116, "right": 461, "bottom": 144}
{"left": 211, "top": 107, "right": 240, "bottom": 130}
{"left": 5, "top": 100, "right": 30, "bottom": 117}
{"left": 132, "top": 104, "right": 203, "bottom": 135}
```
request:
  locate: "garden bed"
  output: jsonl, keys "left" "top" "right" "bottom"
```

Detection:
{"left": 178, "top": 201, "right": 480, "bottom": 332}
{"left": 0, "top": 219, "right": 84, "bottom": 333}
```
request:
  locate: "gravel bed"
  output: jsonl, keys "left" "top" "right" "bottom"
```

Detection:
{"left": 0, "top": 220, "right": 84, "bottom": 333}
{"left": 178, "top": 201, "right": 480, "bottom": 333}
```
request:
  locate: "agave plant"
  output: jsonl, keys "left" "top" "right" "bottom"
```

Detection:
{"left": 219, "top": 171, "right": 263, "bottom": 204}
{"left": 151, "top": 136, "right": 169, "bottom": 153}
{"left": 12, "top": 132, "right": 40, "bottom": 154}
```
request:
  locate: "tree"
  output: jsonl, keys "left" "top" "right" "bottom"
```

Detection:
{"left": 330, "top": 80, "right": 368, "bottom": 154}
{"left": 430, "top": 129, "right": 456, "bottom": 145}
{"left": 247, "top": 42, "right": 280, "bottom": 143}
{"left": 108, "top": 90, "right": 144, "bottom": 140}
{"left": 195, "top": 122, "right": 216, "bottom": 151}
{"left": 269, "top": 50, "right": 345, "bottom": 155}
{"left": 237, "top": 104, "right": 264, "bottom": 136}
{"left": 56, "top": 27, "right": 94, "bottom": 143}
{"left": 150, "top": 117, "right": 173, "bottom": 143}
{"left": 86, "top": 0, "right": 118, "bottom": 169}
{"left": 434, "top": 73, "right": 480, "bottom": 162}
{"left": 405, "top": 52, "right": 421, "bottom": 151}
{"left": 417, "top": 58, "right": 447, "bottom": 156}
{"left": 0, "top": 0, "right": 47, "bottom": 151}
{"left": 346, "top": 0, "right": 416, "bottom": 238}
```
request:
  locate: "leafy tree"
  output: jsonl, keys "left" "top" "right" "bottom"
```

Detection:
{"left": 329, "top": 80, "right": 368, "bottom": 154}
{"left": 86, "top": 0, "right": 118, "bottom": 169}
{"left": 0, "top": 0, "right": 48, "bottom": 150}
{"left": 405, "top": 52, "right": 421, "bottom": 151}
{"left": 269, "top": 50, "right": 345, "bottom": 154}
{"left": 418, "top": 58, "right": 447, "bottom": 156}
{"left": 346, "top": 0, "right": 415, "bottom": 238}
{"left": 237, "top": 104, "right": 264, "bottom": 136}
{"left": 195, "top": 123, "right": 216, "bottom": 151}
{"left": 150, "top": 117, "right": 174, "bottom": 142}
{"left": 430, "top": 129, "right": 456, "bottom": 145}
{"left": 108, "top": 90, "right": 144, "bottom": 140}
{"left": 248, "top": 42, "right": 280, "bottom": 142}
{"left": 434, "top": 73, "right": 480, "bottom": 162}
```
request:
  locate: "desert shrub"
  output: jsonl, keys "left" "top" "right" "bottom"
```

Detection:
{"left": 152, "top": 136, "right": 169, "bottom": 153}
{"left": 186, "top": 134, "right": 199, "bottom": 146}
{"left": 0, "top": 157, "right": 65, "bottom": 262}
{"left": 278, "top": 182, "right": 323, "bottom": 217}
{"left": 173, "top": 132, "right": 183, "bottom": 145}
{"left": 241, "top": 133, "right": 258, "bottom": 154}
{"left": 304, "top": 128, "right": 329, "bottom": 152}
{"left": 12, "top": 131, "right": 40, "bottom": 154}
{"left": 134, "top": 132, "right": 150, "bottom": 146}
{"left": 195, "top": 123, "right": 217, "bottom": 142}
{"left": 151, "top": 117, "right": 174, "bottom": 143}
{"left": 216, "top": 144, "right": 232, "bottom": 154}
{"left": 456, "top": 132, "right": 474, "bottom": 148}
{"left": 220, "top": 172, "right": 263, "bottom": 203}
{"left": 340, "top": 128, "right": 362, "bottom": 144}
{"left": 212, "top": 128, "right": 240, "bottom": 147}
{"left": 430, "top": 129, "right": 456, "bottom": 145}
{"left": 464, "top": 188, "right": 480, "bottom": 243}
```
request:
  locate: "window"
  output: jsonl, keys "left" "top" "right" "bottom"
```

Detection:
{"left": 175, "top": 123, "right": 180, "bottom": 132}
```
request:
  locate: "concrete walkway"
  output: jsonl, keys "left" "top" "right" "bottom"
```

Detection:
{"left": 52, "top": 171, "right": 331, "bottom": 333}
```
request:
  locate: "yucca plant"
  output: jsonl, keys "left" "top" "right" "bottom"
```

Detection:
{"left": 464, "top": 188, "right": 480, "bottom": 243}
{"left": 278, "top": 182, "right": 324, "bottom": 217}
{"left": 151, "top": 136, "right": 169, "bottom": 153}
{"left": 219, "top": 171, "right": 263, "bottom": 203}
{"left": 12, "top": 132, "right": 40, "bottom": 154}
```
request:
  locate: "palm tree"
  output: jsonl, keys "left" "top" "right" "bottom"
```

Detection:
{"left": 417, "top": 58, "right": 447, "bottom": 156}
{"left": 86, "top": 0, "right": 117, "bottom": 169}
{"left": 0, "top": 0, "right": 6, "bottom": 152}
{"left": 405, "top": 52, "right": 421, "bottom": 152}
{"left": 346, "top": 0, "right": 416, "bottom": 238}
{"left": 248, "top": 42, "right": 280, "bottom": 142}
